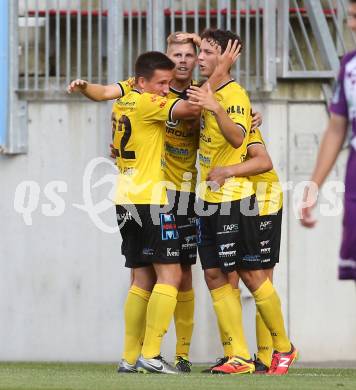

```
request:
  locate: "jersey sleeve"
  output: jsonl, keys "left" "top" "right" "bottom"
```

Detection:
{"left": 117, "top": 77, "right": 135, "bottom": 97}
{"left": 138, "top": 93, "right": 181, "bottom": 123}
{"left": 227, "top": 89, "right": 251, "bottom": 137}
{"left": 329, "top": 56, "right": 348, "bottom": 118}
{"left": 247, "top": 128, "right": 265, "bottom": 147}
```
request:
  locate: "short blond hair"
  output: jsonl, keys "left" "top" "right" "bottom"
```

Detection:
{"left": 166, "top": 32, "right": 197, "bottom": 52}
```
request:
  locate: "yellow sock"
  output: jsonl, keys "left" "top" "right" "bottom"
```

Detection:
{"left": 256, "top": 310, "right": 273, "bottom": 367}
{"left": 217, "top": 288, "right": 242, "bottom": 357}
{"left": 122, "top": 285, "right": 151, "bottom": 365}
{"left": 142, "top": 283, "right": 178, "bottom": 359}
{"left": 217, "top": 321, "right": 233, "bottom": 357}
{"left": 211, "top": 284, "right": 250, "bottom": 360}
{"left": 252, "top": 279, "right": 291, "bottom": 353}
{"left": 233, "top": 288, "right": 241, "bottom": 304}
{"left": 174, "top": 289, "right": 195, "bottom": 359}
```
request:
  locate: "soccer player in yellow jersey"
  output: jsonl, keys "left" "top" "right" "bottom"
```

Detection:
{"left": 113, "top": 52, "right": 205, "bottom": 374}
{"left": 68, "top": 35, "right": 200, "bottom": 371}
{"left": 69, "top": 51, "right": 201, "bottom": 374}
{"left": 188, "top": 28, "right": 297, "bottom": 375}
{"left": 109, "top": 35, "right": 200, "bottom": 372}
{"left": 163, "top": 34, "right": 199, "bottom": 371}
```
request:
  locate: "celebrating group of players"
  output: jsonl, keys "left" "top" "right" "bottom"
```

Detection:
{"left": 67, "top": 28, "right": 297, "bottom": 375}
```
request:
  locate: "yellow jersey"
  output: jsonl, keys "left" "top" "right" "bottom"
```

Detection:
{"left": 112, "top": 89, "right": 180, "bottom": 205}
{"left": 246, "top": 128, "right": 283, "bottom": 215}
{"left": 117, "top": 77, "right": 135, "bottom": 96}
{"left": 118, "top": 78, "right": 199, "bottom": 192}
{"left": 198, "top": 79, "right": 254, "bottom": 203}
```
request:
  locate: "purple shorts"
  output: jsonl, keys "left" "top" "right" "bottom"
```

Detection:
{"left": 339, "top": 149, "right": 356, "bottom": 280}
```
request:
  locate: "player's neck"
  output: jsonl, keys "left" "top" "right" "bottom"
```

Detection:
{"left": 134, "top": 84, "right": 142, "bottom": 93}
{"left": 170, "top": 78, "right": 192, "bottom": 92}
{"left": 216, "top": 74, "right": 233, "bottom": 87}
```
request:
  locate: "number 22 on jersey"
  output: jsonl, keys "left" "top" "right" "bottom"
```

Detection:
{"left": 112, "top": 114, "right": 136, "bottom": 160}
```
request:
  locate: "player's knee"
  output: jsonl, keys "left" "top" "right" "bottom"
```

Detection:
{"left": 155, "top": 263, "right": 183, "bottom": 289}
{"left": 227, "top": 271, "right": 239, "bottom": 289}
{"left": 264, "top": 268, "right": 274, "bottom": 283}
{"left": 204, "top": 268, "right": 226, "bottom": 290}
{"left": 180, "top": 265, "right": 193, "bottom": 290}
{"left": 239, "top": 269, "right": 267, "bottom": 292}
{"left": 132, "top": 268, "right": 156, "bottom": 291}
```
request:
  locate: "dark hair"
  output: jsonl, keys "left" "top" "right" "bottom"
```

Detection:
{"left": 200, "top": 28, "right": 244, "bottom": 53}
{"left": 134, "top": 51, "right": 175, "bottom": 80}
{"left": 350, "top": 0, "right": 356, "bottom": 3}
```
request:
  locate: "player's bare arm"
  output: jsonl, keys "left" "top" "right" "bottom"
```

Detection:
{"left": 171, "top": 99, "right": 201, "bottom": 120}
{"left": 207, "top": 143, "right": 273, "bottom": 186}
{"left": 187, "top": 83, "right": 244, "bottom": 148}
{"left": 67, "top": 79, "right": 122, "bottom": 101}
{"left": 300, "top": 112, "right": 348, "bottom": 228}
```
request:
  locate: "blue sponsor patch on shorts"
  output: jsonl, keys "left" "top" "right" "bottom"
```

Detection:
{"left": 160, "top": 213, "right": 179, "bottom": 241}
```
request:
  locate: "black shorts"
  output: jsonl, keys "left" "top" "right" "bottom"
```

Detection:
{"left": 167, "top": 190, "right": 197, "bottom": 265}
{"left": 196, "top": 196, "right": 262, "bottom": 272}
{"left": 116, "top": 204, "right": 180, "bottom": 268}
{"left": 258, "top": 208, "right": 282, "bottom": 269}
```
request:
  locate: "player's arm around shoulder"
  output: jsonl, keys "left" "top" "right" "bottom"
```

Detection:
{"left": 136, "top": 93, "right": 184, "bottom": 123}
{"left": 245, "top": 142, "right": 273, "bottom": 173}
{"left": 66, "top": 79, "right": 123, "bottom": 101}
{"left": 170, "top": 98, "right": 201, "bottom": 121}
{"left": 207, "top": 139, "right": 273, "bottom": 186}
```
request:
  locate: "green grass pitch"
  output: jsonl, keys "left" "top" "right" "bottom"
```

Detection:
{"left": 0, "top": 363, "right": 356, "bottom": 390}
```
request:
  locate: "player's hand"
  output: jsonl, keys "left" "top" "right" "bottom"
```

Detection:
{"left": 187, "top": 83, "right": 220, "bottom": 113}
{"left": 67, "top": 79, "right": 88, "bottom": 94}
{"left": 207, "top": 166, "right": 232, "bottom": 187}
{"left": 110, "top": 143, "right": 119, "bottom": 159}
{"left": 217, "top": 39, "right": 242, "bottom": 72}
{"left": 175, "top": 32, "right": 202, "bottom": 47}
{"left": 300, "top": 184, "right": 318, "bottom": 228}
{"left": 252, "top": 111, "right": 262, "bottom": 130}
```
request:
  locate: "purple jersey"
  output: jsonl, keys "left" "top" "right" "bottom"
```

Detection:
{"left": 329, "top": 51, "right": 356, "bottom": 280}
{"left": 330, "top": 50, "right": 356, "bottom": 137}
